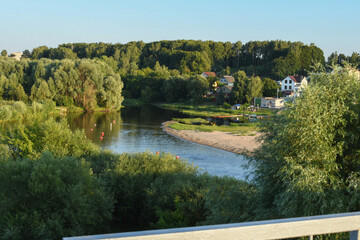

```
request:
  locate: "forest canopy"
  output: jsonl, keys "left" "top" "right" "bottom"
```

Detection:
{"left": 27, "top": 40, "right": 326, "bottom": 79}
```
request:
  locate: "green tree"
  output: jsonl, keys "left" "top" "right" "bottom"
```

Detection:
{"left": 1, "top": 49, "right": 7, "bottom": 57}
{"left": 0, "top": 152, "right": 113, "bottom": 240}
{"left": 262, "top": 77, "right": 278, "bottom": 97}
{"left": 251, "top": 64, "right": 360, "bottom": 219}
{"left": 230, "top": 70, "right": 247, "bottom": 104}
{"left": 245, "top": 76, "right": 263, "bottom": 103}
{"left": 1, "top": 118, "right": 99, "bottom": 159}
{"left": 188, "top": 75, "right": 209, "bottom": 103}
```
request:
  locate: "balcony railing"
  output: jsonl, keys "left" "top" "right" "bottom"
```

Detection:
{"left": 63, "top": 211, "right": 360, "bottom": 240}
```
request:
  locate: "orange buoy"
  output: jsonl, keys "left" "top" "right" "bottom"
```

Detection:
{"left": 100, "top": 136, "right": 103, "bottom": 140}
{"left": 156, "top": 151, "right": 159, "bottom": 155}
{"left": 90, "top": 128, "right": 93, "bottom": 131}
{"left": 113, "top": 120, "right": 115, "bottom": 124}
{"left": 101, "top": 132, "right": 104, "bottom": 136}
{"left": 176, "top": 156, "right": 179, "bottom": 159}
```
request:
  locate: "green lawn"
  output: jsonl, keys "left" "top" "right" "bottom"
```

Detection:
{"left": 159, "top": 103, "right": 277, "bottom": 117}
{"left": 168, "top": 122, "right": 260, "bottom": 136}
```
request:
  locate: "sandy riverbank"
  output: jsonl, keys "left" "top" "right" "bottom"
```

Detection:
{"left": 162, "top": 121, "right": 262, "bottom": 156}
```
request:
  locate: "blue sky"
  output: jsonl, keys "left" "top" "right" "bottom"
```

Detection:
{"left": 1, "top": 0, "right": 359, "bottom": 58}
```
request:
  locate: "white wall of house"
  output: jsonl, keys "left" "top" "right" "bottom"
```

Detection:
{"left": 281, "top": 76, "right": 295, "bottom": 92}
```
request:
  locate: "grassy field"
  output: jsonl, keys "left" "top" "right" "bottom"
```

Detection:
{"left": 158, "top": 103, "right": 277, "bottom": 117}
{"left": 168, "top": 122, "right": 260, "bottom": 136}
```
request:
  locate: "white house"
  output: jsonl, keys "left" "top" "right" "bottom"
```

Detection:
{"left": 219, "top": 76, "right": 235, "bottom": 86}
{"left": 281, "top": 75, "right": 307, "bottom": 96}
{"left": 254, "top": 97, "right": 284, "bottom": 108}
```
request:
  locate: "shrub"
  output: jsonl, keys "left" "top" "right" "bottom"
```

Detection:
{"left": 223, "top": 102, "right": 231, "bottom": 109}
{"left": 12, "top": 101, "right": 28, "bottom": 115}
{"left": 0, "top": 105, "right": 12, "bottom": 121}
{"left": 0, "top": 152, "right": 114, "bottom": 240}
{"left": 1, "top": 118, "right": 100, "bottom": 159}
{"left": 41, "top": 99, "right": 56, "bottom": 113}
{"left": 32, "top": 101, "right": 43, "bottom": 113}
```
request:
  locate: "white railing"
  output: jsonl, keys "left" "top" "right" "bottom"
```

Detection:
{"left": 64, "top": 211, "right": 360, "bottom": 240}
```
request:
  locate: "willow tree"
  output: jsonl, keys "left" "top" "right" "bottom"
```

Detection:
{"left": 251, "top": 64, "right": 360, "bottom": 220}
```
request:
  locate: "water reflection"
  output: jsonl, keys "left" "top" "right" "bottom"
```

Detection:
{"left": 66, "top": 105, "right": 251, "bottom": 180}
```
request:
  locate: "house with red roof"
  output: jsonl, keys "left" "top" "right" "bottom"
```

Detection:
{"left": 281, "top": 75, "right": 308, "bottom": 96}
{"left": 201, "top": 72, "right": 217, "bottom": 78}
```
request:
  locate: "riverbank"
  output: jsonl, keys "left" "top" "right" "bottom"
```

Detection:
{"left": 162, "top": 121, "right": 262, "bottom": 156}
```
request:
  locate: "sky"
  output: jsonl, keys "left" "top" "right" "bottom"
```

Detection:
{"left": 1, "top": 0, "right": 359, "bottom": 58}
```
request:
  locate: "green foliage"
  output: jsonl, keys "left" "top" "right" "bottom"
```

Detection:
{"left": 1, "top": 50, "right": 7, "bottom": 57}
{"left": 251, "top": 64, "right": 360, "bottom": 219}
{"left": 0, "top": 152, "right": 113, "bottom": 240}
{"left": 223, "top": 102, "right": 231, "bottom": 109}
{"left": 1, "top": 118, "right": 100, "bottom": 159}
{"left": 246, "top": 76, "right": 263, "bottom": 103}
{"left": 87, "top": 151, "right": 200, "bottom": 229}
{"left": 12, "top": 101, "right": 28, "bottom": 115}
{"left": 0, "top": 105, "right": 12, "bottom": 121}
{"left": 202, "top": 176, "right": 257, "bottom": 224}
{"left": 0, "top": 58, "right": 124, "bottom": 111}
{"left": 172, "top": 117, "right": 210, "bottom": 125}
{"left": 262, "top": 77, "right": 278, "bottom": 97}
{"left": 31, "top": 101, "right": 43, "bottom": 113}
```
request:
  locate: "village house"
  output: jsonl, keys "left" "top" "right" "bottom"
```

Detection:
{"left": 254, "top": 97, "right": 285, "bottom": 108}
{"left": 9, "top": 52, "right": 23, "bottom": 61}
{"left": 281, "top": 75, "right": 307, "bottom": 96}
{"left": 219, "top": 75, "right": 235, "bottom": 86}
{"left": 201, "top": 72, "right": 217, "bottom": 78}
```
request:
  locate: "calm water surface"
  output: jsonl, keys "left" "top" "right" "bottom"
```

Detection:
{"left": 68, "top": 105, "right": 251, "bottom": 180}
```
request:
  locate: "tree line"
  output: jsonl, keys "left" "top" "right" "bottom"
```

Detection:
{"left": 20, "top": 40, "right": 326, "bottom": 79}
{"left": 0, "top": 58, "right": 123, "bottom": 111}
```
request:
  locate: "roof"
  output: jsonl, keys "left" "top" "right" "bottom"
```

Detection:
{"left": 220, "top": 75, "right": 235, "bottom": 83}
{"left": 202, "top": 72, "right": 217, "bottom": 77}
{"left": 288, "top": 75, "right": 306, "bottom": 83}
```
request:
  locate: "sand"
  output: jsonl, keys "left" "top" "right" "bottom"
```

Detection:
{"left": 162, "top": 121, "right": 262, "bottom": 156}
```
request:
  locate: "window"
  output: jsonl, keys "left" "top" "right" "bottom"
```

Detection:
{"left": 289, "top": 80, "right": 292, "bottom": 84}
{"left": 289, "top": 86, "right": 292, "bottom": 89}
{"left": 285, "top": 86, "right": 287, "bottom": 90}
{"left": 285, "top": 80, "right": 288, "bottom": 84}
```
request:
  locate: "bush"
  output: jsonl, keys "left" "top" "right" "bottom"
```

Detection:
{"left": 88, "top": 151, "right": 199, "bottom": 229}
{"left": 223, "top": 102, "right": 231, "bottom": 109}
{"left": 41, "top": 99, "right": 56, "bottom": 113}
{"left": 0, "top": 152, "right": 113, "bottom": 240}
{"left": 173, "top": 117, "right": 210, "bottom": 125}
{"left": 32, "top": 101, "right": 43, "bottom": 113}
{"left": 12, "top": 101, "right": 28, "bottom": 115}
{"left": 0, "top": 105, "right": 12, "bottom": 121}
{"left": 1, "top": 118, "right": 100, "bottom": 159}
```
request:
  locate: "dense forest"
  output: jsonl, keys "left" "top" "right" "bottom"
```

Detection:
{"left": 0, "top": 40, "right": 335, "bottom": 108}
{"left": 27, "top": 40, "right": 327, "bottom": 79}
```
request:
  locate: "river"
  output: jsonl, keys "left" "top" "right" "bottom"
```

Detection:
{"left": 67, "top": 105, "right": 250, "bottom": 180}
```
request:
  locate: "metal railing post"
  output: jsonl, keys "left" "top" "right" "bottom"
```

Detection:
{"left": 350, "top": 230, "right": 360, "bottom": 240}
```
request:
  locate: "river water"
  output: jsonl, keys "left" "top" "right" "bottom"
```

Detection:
{"left": 67, "top": 105, "right": 251, "bottom": 180}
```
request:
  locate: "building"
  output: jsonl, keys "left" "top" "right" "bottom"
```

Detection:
{"left": 281, "top": 75, "right": 307, "bottom": 96}
{"left": 254, "top": 97, "right": 284, "bottom": 108}
{"left": 219, "top": 76, "right": 235, "bottom": 86}
{"left": 9, "top": 52, "right": 23, "bottom": 61}
{"left": 201, "top": 72, "right": 217, "bottom": 78}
